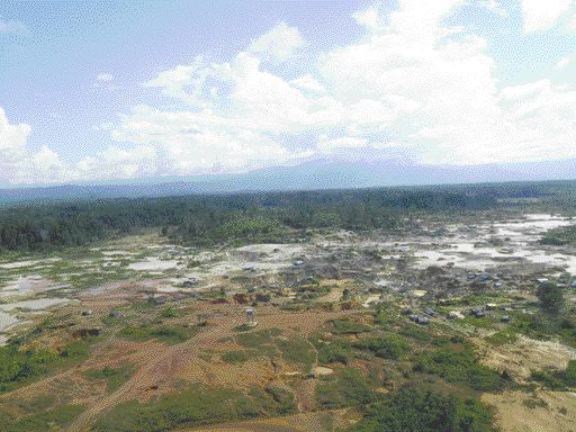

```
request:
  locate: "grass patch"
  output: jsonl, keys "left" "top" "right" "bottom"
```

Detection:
{"left": 0, "top": 339, "right": 92, "bottom": 393}
{"left": 486, "top": 330, "right": 517, "bottom": 346}
{"left": 317, "top": 340, "right": 353, "bottom": 365}
{"left": 83, "top": 363, "right": 135, "bottom": 392}
{"left": 353, "top": 334, "right": 411, "bottom": 360}
{"left": 220, "top": 350, "right": 257, "bottom": 364}
{"left": 328, "top": 319, "right": 371, "bottom": 335}
{"left": 276, "top": 336, "right": 316, "bottom": 371}
{"left": 93, "top": 383, "right": 294, "bottom": 432}
{"left": 531, "top": 360, "right": 576, "bottom": 390}
{"left": 316, "top": 368, "right": 375, "bottom": 409}
{"left": 414, "top": 341, "right": 511, "bottom": 392}
{"left": 119, "top": 324, "right": 196, "bottom": 345}
{"left": 352, "top": 386, "right": 496, "bottom": 432}
{"left": 0, "top": 404, "right": 84, "bottom": 432}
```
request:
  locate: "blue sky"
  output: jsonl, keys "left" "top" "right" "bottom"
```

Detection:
{"left": 0, "top": 0, "right": 575, "bottom": 185}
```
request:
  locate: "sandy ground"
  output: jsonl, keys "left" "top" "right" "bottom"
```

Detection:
{"left": 483, "top": 391, "right": 576, "bottom": 432}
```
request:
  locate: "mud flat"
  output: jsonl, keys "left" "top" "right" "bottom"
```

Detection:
{"left": 128, "top": 257, "right": 181, "bottom": 271}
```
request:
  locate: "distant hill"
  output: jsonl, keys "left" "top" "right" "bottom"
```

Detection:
{"left": 1, "top": 157, "right": 575, "bottom": 205}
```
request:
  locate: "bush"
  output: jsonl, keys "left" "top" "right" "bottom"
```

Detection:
{"left": 0, "top": 340, "right": 92, "bottom": 392}
{"left": 318, "top": 340, "right": 352, "bottom": 365}
{"left": 316, "top": 369, "right": 375, "bottom": 408}
{"left": 276, "top": 336, "right": 316, "bottom": 371}
{"left": 94, "top": 384, "right": 294, "bottom": 432}
{"left": 0, "top": 404, "right": 84, "bottom": 432}
{"left": 221, "top": 350, "right": 255, "bottom": 364}
{"left": 84, "top": 363, "right": 135, "bottom": 392}
{"left": 328, "top": 319, "right": 371, "bottom": 335}
{"left": 353, "top": 335, "right": 410, "bottom": 360}
{"left": 414, "top": 344, "right": 510, "bottom": 392}
{"left": 531, "top": 361, "right": 576, "bottom": 389}
{"left": 353, "top": 387, "right": 496, "bottom": 432}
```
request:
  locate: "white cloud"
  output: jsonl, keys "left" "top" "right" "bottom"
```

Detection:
{"left": 352, "top": 5, "right": 381, "bottom": 31}
{"left": 0, "top": 18, "right": 29, "bottom": 36}
{"left": 0, "top": 108, "right": 70, "bottom": 185}
{"left": 6, "top": 1, "right": 576, "bottom": 185}
{"left": 0, "top": 108, "right": 31, "bottom": 151}
{"left": 556, "top": 56, "right": 571, "bottom": 68}
{"left": 103, "top": 1, "right": 576, "bottom": 178}
{"left": 479, "top": 0, "right": 508, "bottom": 17}
{"left": 248, "top": 22, "right": 305, "bottom": 62}
{"left": 521, "top": 0, "right": 572, "bottom": 33}
{"left": 96, "top": 73, "right": 114, "bottom": 82}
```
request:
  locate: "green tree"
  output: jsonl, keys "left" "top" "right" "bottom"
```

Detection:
{"left": 536, "top": 282, "right": 564, "bottom": 315}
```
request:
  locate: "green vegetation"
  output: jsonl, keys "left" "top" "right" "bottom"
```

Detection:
{"left": 486, "top": 330, "right": 518, "bottom": 346}
{"left": 119, "top": 324, "right": 196, "bottom": 345}
{"left": 236, "top": 328, "right": 282, "bottom": 349}
{"left": 352, "top": 387, "right": 495, "bottom": 432}
{"left": 276, "top": 336, "right": 316, "bottom": 371}
{"left": 83, "top": 363, "right": 135, "bottom": 392}
{"left": 0, "top": 185, "right": 503, "bottom": 253}
{"left": 328, "top": 319, "right": 371, "bottom": 335}
{"left": 353, "top": 334, "right": 410, "bottom": 360}
{"left": 93, "top": 384, "right": 294, "bottom": 432}
{"left": 316, "top": 369, "right": 375, "bottom": 409}
{"left": 0, "top": 404, "right": 84, "bottom": 432}
{"left": 318, "top": 340, "right": 353, "bottom": 365}
{"left": 541, "top": 224, "right": 576, "bottom": 246}
{"left": 536, "top": 282, "right": 565, "bottom": 315}
{"left": 531, "top": 360, "right": 576, "bottom": 390}
{"left": 0, "top": 340, "right": 91, "bottom": 392}
{"left": 414, "top": 341, "right": 510, "bottom": 392}
{"left": 220, "top": 350, "right": 257, "bottom": 364}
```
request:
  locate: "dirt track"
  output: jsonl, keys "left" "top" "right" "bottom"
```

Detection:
{"left": 65, "top": 307, "right": 362, "bottom": 432}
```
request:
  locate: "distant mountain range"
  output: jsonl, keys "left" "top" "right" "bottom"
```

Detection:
{"left": 1, "top": 157, "right": 575, "bottom": 204}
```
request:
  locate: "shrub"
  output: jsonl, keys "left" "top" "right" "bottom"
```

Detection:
{"left": 318, "top": 341, "right": 352, "bottom": 365}
{"left": 328, "top": 319, "right": 371, "bottom": 335}
{"left": 83, "top": 363, "right": 135, "bottom": 392}
{"left": 221, "top": 350, "right": 255, "bottom": 364}
{"left": 353, "top": 335, "right": 410, "bottom": 360}
{"left": 353, "top": 387, "right": 496, "bottom": 432}
{"left": 414, "top": 344, "right": 510, "bottom": 392}
{"left": 0, "top": 404, "right": 84, "bottom": 432}
{"left": 316, "top": 369, "right": 375, "bottom": 408}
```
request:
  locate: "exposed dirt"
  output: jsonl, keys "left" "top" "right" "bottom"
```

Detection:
{"left": 63, "top": 306, "right": 362, "bottom": 432}
{"left": 481, "top": 335, "right": 576, "bottom": 382}
{"left": 483, "top": 390, "right": 576, "bottom": 432}
{"left": 181, "top": 409, "right": 354, "bottom": 432}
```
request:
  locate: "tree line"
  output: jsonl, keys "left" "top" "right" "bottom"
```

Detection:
{"left": 0, "top": 186, "right": 500, "bottom": 253}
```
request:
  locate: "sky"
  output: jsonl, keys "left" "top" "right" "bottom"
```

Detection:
{"left": 0, "top": 0, "right": 575, "bottom": 186}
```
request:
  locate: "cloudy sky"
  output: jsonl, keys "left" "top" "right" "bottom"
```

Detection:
{"left": 0, "top": 0, "right": 575, "bottom": 186}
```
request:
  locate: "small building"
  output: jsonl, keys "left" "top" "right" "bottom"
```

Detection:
{"left": 245, "top": 307, "right": 256, "bottom": 326}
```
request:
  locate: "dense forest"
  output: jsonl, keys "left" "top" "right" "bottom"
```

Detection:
{"left": 0, "top": 181, "right": 573, "bottom": 253}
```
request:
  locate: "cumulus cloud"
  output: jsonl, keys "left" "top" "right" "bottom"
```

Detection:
{"left": 479, "top": 0, "right": 508, "bottom": 17}
{"left": 96, "top": 73, "right": 114, "bottom": 82}
{"left": 0, "top": 18, "right": 29, "bottom": 36}
{"left": 0, "top": 108, "right": 68, "bottom": 184}
{"left": 248, "top": 22, "right": 305, "bottom": 62}
{"left": 556, "top": 56, "right": 571, "bottom": 68}
{"left": 103, "top": 0, "right": 576, "bottom": 178}
{"left": 5, "top": 1, "right": 576, "bottom": 184}
{"left": 521, "top": 0, "right": 572, "bottom": 33}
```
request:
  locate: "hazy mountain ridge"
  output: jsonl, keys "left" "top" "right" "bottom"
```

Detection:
{"left": 1, "top": 157, "right": 575, "bottom": 204}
